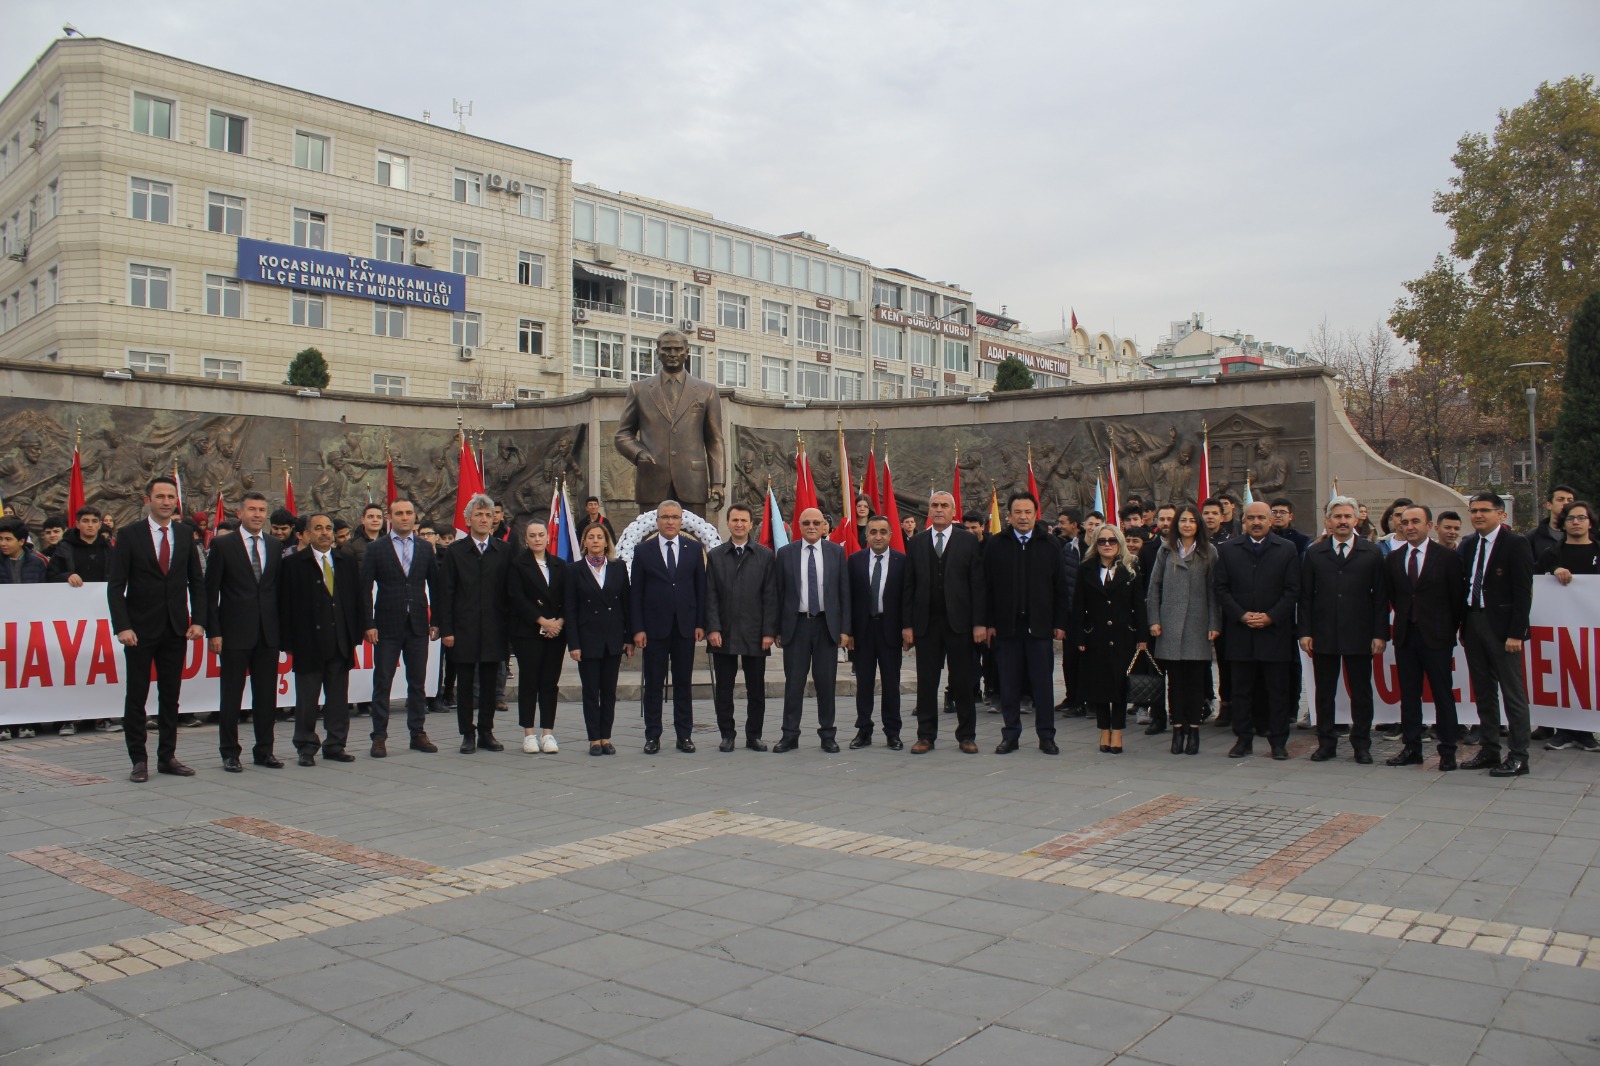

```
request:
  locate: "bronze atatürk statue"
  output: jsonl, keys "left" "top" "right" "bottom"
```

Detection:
{"left": 614, "top": 330, "right": 725, "bottom": 513}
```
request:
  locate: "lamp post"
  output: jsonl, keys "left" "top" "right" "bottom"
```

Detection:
{"left": 1508, "top": 361, "right": 1551, "bottom": 518}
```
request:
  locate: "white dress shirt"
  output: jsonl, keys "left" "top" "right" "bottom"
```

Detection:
{"left": 799, "top": 540, "right": 826, "bottom": 613}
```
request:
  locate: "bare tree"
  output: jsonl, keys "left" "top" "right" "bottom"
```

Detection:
{"left": 1315, "top": 320, "right": 1405, "bottom": 458}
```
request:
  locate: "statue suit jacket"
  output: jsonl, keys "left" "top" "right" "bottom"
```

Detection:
{"left": 614, "top": 371, "right": 725, "bottom": 505}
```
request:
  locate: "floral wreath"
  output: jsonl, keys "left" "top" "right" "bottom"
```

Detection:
{"left": 616, "top": 508, "right": 722, "bottom": 574}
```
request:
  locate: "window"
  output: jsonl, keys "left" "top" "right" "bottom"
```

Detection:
{"left": 940, "top": 298, "right": 969, "bottom": 324}
{"left": 451, "top": 238, "right": 481, "bottom": 276}
{"left": 376, "top": 150, "right": 408, "bottom": 190}
{"left": 0, "top": 297, "right": 8, "bottom": 332}
{"left": 372, "top": 373, "right": 407, "bottom": 397}
{"left": 717, "top": 349, "right": 749, "bottom": 388}
{"left": 944, "top": 339, "right": 971, "bottom": 374}
{"left": 910, "top": 289, "right": 934, "bottom": 315}
{"left": 911, "top": 382, "right": 938, "bottom": 398}
{"left": 945, "top": 382, "right": 974, "bottom": 396}
{"left": 622, "top": 212, "right": 644, "bottom": 252}
{"left": 0, "top": 221, "right": 7, "bottom": 257}
{"left": 871, "top": 324, "right": 902, "bottom": 360}
{"left": 128, "top": 264, "right": 170, "bottom": 309}
{"left": 452, "top": 311, "right": 482, "bottom": 348}
{"left": 872, "top": 280, "right": 902, "bottom": 309}
{"left": 797, "top": 307, "right": 830, "bottom": 348}
{"left": 518, "top": 186, "right": 545, "bottom": 218}
{"left": 45, "top": 266, "right": 57, "bottom": 307}
{"left": 453, "top": 168, "right": 482, "bottom": 205}
{"left": 373, "top": 303, "right": 405, "bottom": 338}
{"left": 208, "top": 110, "right": 247, "bottom": 153}
{"left": 293, "top": 131, "right": 329, "bottom": 171}
{"left": 682, "top": 284, "right": 703, "bottom": 322}
{"left": 629, "top": 336, "right": 656, "bottom": 381}
{"left": 909, "top": 332, "right": 935, "bottom": 367}
{"left": 47, "top": 93, "right": 59, "bottom": 135}
{"left": 204, "top": 274, "right": 241, "bottom": 318}
{"left": 202, "top": 356, "right": 244, "bottom": 381}
{"left": 292, "top": 208, "right": 327, "bottom": 249}
{"left": 574, "top": 200, "right": 594, "bottom": 241}
{"left": 713, "top": 235, "right": 732, "bottom": 272}
{"left": 517, "top": 251, "right": 546, "bottom": 287}
{"left": 597, "top": 206, "right": 620, "bottom": 245}
{"left": 291, "top": 291, "right": 326, "bottom": 328}
{"left": 46, "top": 179, "right": 58, "bottom": 219}
{"left": 877, "top": 373, "right": 905, "bottom": 400}
{"left": 450, "top": 381, "right": 483, "bottom": 401}
{"left": 834, "top": 370, "right": 863, "bottom": 401}
{"left": 1512, "top": 451, "right": 1533, "bottom": 485}
{"left": 978, "top": 361, "right": 997, "bottom": 382}
{"left": 761, "top": 357, "right": 790, "bottom": 395}
{"left": 754, "top": 246, "right": 772, "bottom": 281}
{"left": 668, "top": 224, "right": 690, "bottom": 262}
{"left": 27, "top": 279, "right": 38, "bottom": 317}
{"left": 689, "top": 228, "right": 711, "bottom": 267}
{"left": 762, "top": 300, "right": 789, "bottom": 337}
{"left": 717, "top": 291, "right": 748, "bottom": 330}
{"left": 572, "top": 328, "right": 626, "bottom": 380}
{"left": 846, "top": 269, "right": 862, "bottom": 301}
{"left": 515, "top": 388, "right": 544, "bottom": 401}
{"left": 793, "top": 257, "right": 809, "bottom": 291}
{"left": 687, "top": 344, "right": 705, "bottom": 378}
{"left": 796, "top": 364, "right": 830, "bottom": 401}
{"left": 518, "top": 319, "right": 545, "bottom": 355}
{"left": 835, "top": 318, "right": 862, "bottom": 356}
{"left": 207, "top": 192, "right": 244, "bottom": 235}
{"left": 129, "top": 178, "right": 172, "bottom": 224}
{"left": 131, "top": 92, "right": 173, "bottom": 138}
{"left": 126, "top": 350, "right": 171, "bottom": 374}
{"left": 632, "top": 274, "right": 674, "bottom": 321}
{"left": 645, "top": 217, "right": 666, "bottom": 257}
{"left": 374, "top": 223, "right": 406, "bottom": 262}
{"left": 734, "top": 240, "right": 752, "bottom": 277}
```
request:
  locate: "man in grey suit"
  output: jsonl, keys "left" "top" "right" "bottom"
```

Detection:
{"left": 774, "top": 508, "right": 852, "bottom": 753}
{"left": 614, "top": 330, "right": 726, "bottom": 513}
{"left": 705, "top": 503, "right": 779, "bottom": 752}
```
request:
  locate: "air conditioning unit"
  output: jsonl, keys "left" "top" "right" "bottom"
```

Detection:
{"left": 507, "top": 179, "right": 523, "bottom": 195}
{"left": 411, "top": 227, "right": 429, "bottom": 244}
{"left": 458, "top": 346, "right": 475, "bottom": 361}
{"left": 487, "top": 173, "right": 505, "bottom": 190}
{"left": 593, "top": 243, "right": 619, "bottom": 264}
{"left": 572, "top": 307, "right": 590, "bottom": 324}
{"left": 845, "top": 300, "right": 864, "bottom": 317}
{"left": 680, "top": 319, "right": 695, "bottom": 332}
{"left": 412, "top": 247, "right": 434, "bottom": 269}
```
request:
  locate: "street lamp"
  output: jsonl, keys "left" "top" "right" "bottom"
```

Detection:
{"left": 1508, "top": 361, "right": 1551, "bottom": 511}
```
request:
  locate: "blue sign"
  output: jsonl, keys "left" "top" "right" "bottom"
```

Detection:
{"left": 235, "top": 238, "right": 466, "bottom": 313}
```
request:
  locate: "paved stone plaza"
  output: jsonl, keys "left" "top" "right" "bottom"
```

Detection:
{"left": 1, "top": 691, "right": 1598, "bottom": 1065}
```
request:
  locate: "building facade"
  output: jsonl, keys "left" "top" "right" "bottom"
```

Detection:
{"left": 1146, "top": 312, "right": 1319, "bottom": 379}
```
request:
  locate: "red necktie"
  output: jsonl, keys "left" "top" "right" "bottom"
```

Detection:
{"left": 157, "top": 525, "right": 171, "bottom": 575}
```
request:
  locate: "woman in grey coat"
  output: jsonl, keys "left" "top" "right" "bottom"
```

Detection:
{"left": 1146, "top": 505, "right": 1220, "bottom": 755}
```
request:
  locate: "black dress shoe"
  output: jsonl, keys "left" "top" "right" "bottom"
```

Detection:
{"left": 1039, "top": 739, "right": 1060, "bottom": 755}
{"left": 1227, "top": 740, "right": 1252, "bottom": 758}
{"left": 253, "top": 755, "right": 284, "bottom": 768}
{"left": 821, "top": 739, "right": 840, "bottom": 753}
{"left": 746, "top": 738, "right": 768, "bottom": 752}
{"left": 1185, "top": 731, "right": 1199, "bottom": 755}
{"left": 1270, "top": 744, "right": 1289, "bottom": 761}
{"left": 848, "top": 730, "right": 872, "bottom": 749}
{"left": 885, "top": 735, "right": 903, "bottom": 750}
{"left": 995, "top": 739, "right": 1020, "bottom": 754}
{"left": 477, "top": 733, "right": 504, "bottom": 752}
{"left": 325, "top": 751, "right": 355, "bottom": 763}
{"left": 297, "top": 753, "right": 316, "bottom": 766}
{"left": 129, "top": 761, "right": 149, "bottom": 783}
{"left": 1100, "top": 744, "right": 1111, "bottom": 753}
{"left": 1437, "top": 753, "right": 1458, "bottom": 771}
{"left": 718, "top": 736, "right": 735, "bottom": 753}
{"left": 601, "top": 742, "right": 616, "bottom": 755}
{"left": 677, "top": 737, "right": 696, "bottom": 754}
{"left": 1460, "top": 750, "right": 1499, "bottom": 770}
{"left": 459, "top": 737, "right": 477, "bottom": 754}
{"left": 1353, "top": 749, "right": 1373, "bottom": 765}
{"left": 158, "top": 760, "right": 196, "bottom": 776}
{"left": 1172, "top": 731, "right": 1186, "bottom": 755}
{"left": 1385, "top": 746, "right": 1424, "bottom": 766}
{"left": 222, "top": 757, "right": 243, "bottom": 773}
{"left": 1308, "top": 748, "right": 1335, "bottom": 762}
{"left": 772, "top": 737, "right": 798, "bottom": 753}
{"left": 643, "top": 738, "right": 661, "bottom": 754}
{"left": 1489, "top": 756, "right": 1529, "bottom": 777}
{"left": 590, "top": 743, "right": 605, "bottom": 756}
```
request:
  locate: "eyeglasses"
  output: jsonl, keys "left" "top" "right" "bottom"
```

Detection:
{"left": 1095, "top": 537, "right": 1119, "bottom": 545}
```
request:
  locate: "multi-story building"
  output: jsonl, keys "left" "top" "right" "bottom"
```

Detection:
{"left": 1147, "top": 311, "right": 1318, "bottom": 379}
{"left": 973, "top": 310, "right": 1147, "bottom": 388}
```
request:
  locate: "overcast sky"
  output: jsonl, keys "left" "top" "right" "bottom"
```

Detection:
{"left": 6, "top": 1, "right": 1596, "bottom": 353}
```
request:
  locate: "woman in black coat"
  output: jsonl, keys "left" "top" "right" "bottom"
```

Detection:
{"left": 1072, "top": 525, "right": 1148, "bottom": 754}
{"left": 508, "top": 522, "right": 568, "bottom": 754}
{"left": 564, "top": 523, "right": 633, "bottom": 755}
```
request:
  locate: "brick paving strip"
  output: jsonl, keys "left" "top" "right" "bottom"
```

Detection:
{"left": 2, "top": 806, "right": 1596, "bottom": 1007}
{"left": 0, "top": 752, "right": 109, "bottom": 788}
{"left": 215, "top": 816, "right": 441, "bottom": 878}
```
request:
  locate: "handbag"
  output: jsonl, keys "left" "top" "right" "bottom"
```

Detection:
{"left": 1125, "top": 648, "right": 1164, "bottom": 707}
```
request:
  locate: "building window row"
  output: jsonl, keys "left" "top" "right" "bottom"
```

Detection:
{"left": 0, "top": 266, "right": 59, "bottom": 333}
{"left": 1, "top": 177, "right": 60, "bottom": 255}
{"left": 571, "top": 330, "right": 703, "bottom": 382}
{"left": 0, "top": 90, "right": 60, "bottom": 183}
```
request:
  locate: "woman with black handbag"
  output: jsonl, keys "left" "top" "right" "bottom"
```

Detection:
{"left": 1072, "top": 525, "right": 1148, "bottom": 754}
{"left": 1146, "top": 505, "right": 1220, "bottom": 755}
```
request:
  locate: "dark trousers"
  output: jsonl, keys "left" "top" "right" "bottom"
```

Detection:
{"left": 122, "top": 628, "right": 186, "bottom": 765}
{"left": 1313, "top": 652, "right": 1374, "bottom": 752}
{"left": 511, "top": 635, "right": 566, "bottom": 729}
{"left": 1396, "top": 630, "right": 1460, "bottom": 754}
{"left": 914, "top": 618, "right": 977, "bottom": 742}
{"left": 996, "top": 635, "right": 1057, "bottom": 743}
{"left": 370, "top": 632, "right": 431, "bottom": 740}
{"left": 781, "top": 614, "right": 839, "bottom": 742}
{"left": 711, "top": 653, "right": 767, "bottom": 739}
{"left": 1462, "top": 610, "right": 1530, "bottom": 759}
{"left": 1162, "top": 659, "right": 1211, "bottom": 727}
{"left": 1230, "top": 660, "right": 1295, "bottom": 744}
{"left": 293, "top": 659, "right": 351, "bottom": 756}
{"left": 1094, "top": 703, "right": 1127, "bottom": 730}
{"left": 218, "top": 642, "right": 280, "bottom": 760}
{"left": 852, "top": 627, "right": 902, "bottom": 737}
{"left": 642, "top": 627, "right": 696, "bottom": 741}
{"left": 455, "top": 660, "right": 501, "bottom": 737}
{"left": 577, "top": 654, "right": 621, "bottom": 740}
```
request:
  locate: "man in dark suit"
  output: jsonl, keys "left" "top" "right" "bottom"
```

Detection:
{"left": 106, "top": 476, "right": 206, "bottom": 782}
{"left": 1298, "top": 496, "right": 1388, "bottom": 763}
{"left": 438, "top": 494, "right": 512, "bottom": 754}
{"left": 630, "top": 500, "right": 708, "bottom": 754}
{"left": 1215, "top": 501, "right": 1302, "bottom": 760}
{"left": 1386, "top": 505, "right": 1469, "bottom": 769}
{"left": 1457, "top": 492, "right": 1536, "bottom": 777}
{"left": 985, "top": 492, "right": 1071, "bottom": 754}
{"left": 901, "top": 491, "right": 987, "bottom": 754}
{"left": 847, "top": 515, "right": 905, "bottom": 749}
{"left": 361, "top": 497, "right": 441, "bottom": 758}
{"left": 205, "top": 491, "right": 283, "bottom": 772}
{"left": 614, "top": 330, "right": 726, "bottom": 513}
{"left": 774, "top": 508, "right": 851, "bottom": 752}
{"left": 278, "top": 513, "right": 364, "bottom": 766}
{"left": 704, "top": 503, "right": 778, "bottom": 752}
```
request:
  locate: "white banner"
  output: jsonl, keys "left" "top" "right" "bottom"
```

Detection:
{"left": 1303, "top": 576, "right": 1600, "bottom": 731}
{"left": 0, "top": 584, "right": 439, "bottom": 725}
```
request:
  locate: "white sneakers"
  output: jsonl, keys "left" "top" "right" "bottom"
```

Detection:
{"left": 523, "top": 733, "right": 560, "bottom": 754}
{"left": 540, "top": 734, "right": 559, "bottom": 754}
{"left": 522, "top": 735, "right": 541, "bottom": 754}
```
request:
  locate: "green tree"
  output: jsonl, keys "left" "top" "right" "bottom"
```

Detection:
{"left": 1391, "top": 75, "right": 1600, "bottom": 412}
{"left": 1550, "top": 290, "right": 1600, "bottom": 499}
{"left": 285, "top": 347, "right": 330, "bottom": 388}
{"left": 992, "top": 355, "right": 1034, "bottom": 392}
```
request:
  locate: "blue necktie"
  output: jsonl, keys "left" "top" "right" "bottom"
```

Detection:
{"left": 666, "top": 540, "right": 677, "bottom": 580}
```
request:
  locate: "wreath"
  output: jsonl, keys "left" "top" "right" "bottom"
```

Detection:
{"left": 616, "top": 508, "right": 722, "bottom": 574}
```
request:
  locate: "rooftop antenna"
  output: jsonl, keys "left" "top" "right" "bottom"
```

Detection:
{"left": 422, "top": 109, "right": 431, "bottom": 123}
{"left": 452, "top": 98, "right": 473, "bottom": 133}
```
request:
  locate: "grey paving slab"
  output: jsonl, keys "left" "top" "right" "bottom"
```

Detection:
{"left": 1315, "top": 1003, "right": 1486, "bottom": 1066}
{"left": 806, "top": 1001, "right": 989, "bottom": 1063}
{"left": 998, "top": 988, "right": 1170, "bottom": 1051}
{"left": 410, "top": 1009, "right": 594, "bottom": 1064}
{"left": 1467, "top": 1028, "right": 1598, "bottom": 1066}
{"left": 1490, "top": 989, "right": 1600, "bottom": 1048}
{"left": 925, "top": 1025, "right": 1114, "bottom": 1066}
{"left": 609, "top": 1006, "right": 790, "bottom": 1065}
{"left": 142, "top": 986, "right": 320, "bottom": 1048}
{"left": 206, "top": 1014, "right": 394, "bottom": 1066}
{"left": 738, "top": 1036, "right": 904, "bottom": 1066}
{"left": 1180, "top": 979, "right": 1342, "bottom": 1039}
{"left": 0, "top": 1019, "right": 193, "bottom": 1066}
{"left": 1063, "top": 957, "right": 1217, "bottom": 1011}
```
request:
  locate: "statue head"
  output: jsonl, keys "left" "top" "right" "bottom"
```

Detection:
{"left": 555, "top": 436, "right": 572, "bottom": 457}
{"left": 656, "top": 330, "right": 689, "bottom": 374}
{"left": 1068, "top": 462, "right": 1083, "bottom": 479}
{"left": 1256, "top": 437, "right": 1274, "bottom": 457}
{"left": 17, "top": 430, "right": 43, "bottom": 463}
{"left": 1178, "top": 443, "right": 1194, "bottom": 464}
{"left": 192, "top": 433, "right": 212, "bottom": 455}
{"left": 217, "top": 435, "right": 235, "bottom": 458}
{"left": 739, "top": 454, "right": 755, "bottom": 473}
{"left": 1126, "top": 435, "right": 1142, "bottom": 455}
